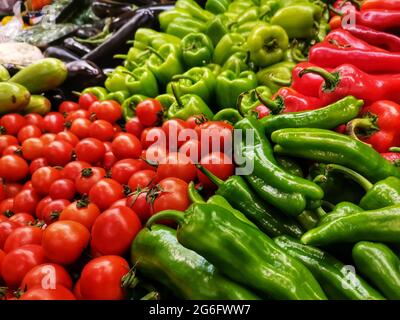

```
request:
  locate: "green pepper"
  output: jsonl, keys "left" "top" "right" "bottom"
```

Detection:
{"left": 167, "top": 85, "right": 214, "bottom": 121}
{"left": 247, "top": 22, "right": 289, "bottom": 67}
{"left": 296, "top": 210, "right": 319, "bottom": 231}
{"left": 204, "top": 15, "right": 230, "bottom": 47}
{"left": 205, "top": 63, "right": 221, "bottom": 77}
{"left": 197, "top": 165, "right": 304, "bottom": 238}
{"left": 318, "top": 202, "right": 363, "bottom": 226}
{"left": 121, "top": 94, "right": 147, "bottom": 121}
{"left": 175, "top": 0, "right": 215, "bottom": 22}
{"left": 212, "top": 108, "right": 243, "bottom": 124}
{"left": 237, "top": 86, "right": 272, "bottom": 116}
{"left": 213, "top": 33, "right": 247, "bottom": 66}
{"left": 274, "top": 236, "right": 385, "bottom": 300}
{"left": 205, "top": 0, "right": 231, "bottom": 14}
{"left": 155, "top": 94, "right": 176, "bottom": 110}
{"left": 147, "top": 204, "right": 326, "bottom": 300}
{"left": 276, "top": 155, "right": 303, "bottom": 177}
{"left": 114, "top": 48, "right": 151, "bottom": 70}
{"left": 353, "top": 242, "right": 400, "bottom": 300}
{"left": 158, "top": 9, "right": 192, "bottom": 31}
{"left": 0, "top": 65, "right": 10, "bottom": 81}
{"left": 134, "top": 28, "right": 181, "bottom": 51}
{"left": 166, "top": 67, "right": 216, "bottom": 105}
{"left": 232, "top": 21, "right": 265, "bottom": 38}
{"left": 146, "top": 44, "right": 184, "bottom": 88}
{"left": 180, "top": 33, "right": 214, "bottom": 68}
{"left": 256, "top": 61, "right": 295, "bottom": 93}
{"left": 271, "top": 128, "right": 400, "bottom": 182}
{"left": 82, "top": 87, "right": 108, "bottom": 101}
{"left": 216, "top": 67, "right": 257, "bottom": 109}
{"left": 166, "top": 17, "right": 206, "bottom": 38}
{"left": 236, "top": 6, "right": 260, "bottom": 25}
{"left": 106, "top": 90, "right": 130, "bottom": 105}
{"left": 131, "top": 225, "right": 260, "bottom": 300}
{"left": 301, "top": 205, "right": 400, "bottom": 246}
{"left": 221, "top": 51, "right": 252, "bottom": 73}
{"left": 105, "top": 67, "right": 131, "bottom": 93}
{"left": 124, "top": 67, "right": 159, "bottom": 97}
{"left": 227, "top": 0, "right": 254, "bottom": 14}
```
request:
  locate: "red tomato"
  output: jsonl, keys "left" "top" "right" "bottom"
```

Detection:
{"left": 128, "top": 170, "right": 157, "bottom": 191}
{"left": 22, "top": 181, "right": 34, "bottom": 191}
{"left": 73, "top": 278, "right": 83, "bottom": 300}
{"left": 29, "top": 158, "right": 48, "bottom": 175}
{"left": 136, "top": 99, "right": 163, "bottom": 127}
{"left": 162, "top": 119, "right": 190, "bottom": 149}
{"left": 140, "top": 127, "right": 166, "bottom": 150}
{"left": 75, "top": 167, "right": 106, "bottom": 195}
{"left": 103, "top": 141, "right": 112, "bottom": 152}
{"left": 4, "top": 226, "right": 43, "bottom": 253}
{"left": 111, "top": 159, "right": 144, "bottom": 184}
{"left": 20, "top": 285, "right": 76, "bottom": 300}
{"left": 90, "top": 120, "right": 114, "bottom": 141}
{"left": 70, "top": 118, "right": 91, "bottom": 139}
{"left": 17, "top": 125, "right": 42, "bottom": 142}
{"left": 0, "top": 114, "right": 27, "bottom": 135}
{"left": 126, "top": 192, "right": 151, "bottom": 223}
{"left": 43, "top": 140, "right": 74, "bottom": 167}
{"left": 196, "top": 121, "right": 233, "bottom": 154}
{"left": 103, "top": 151, "right": 118, "bottom": 170}
{"left": 109, "top": 198, "right": 127, "bottom": 208}
{"left": 43, "top": 112, "right": 64, "bottom": 134}
{"left": 75, "top": 138, "right": 105, "bottom": 164}
{"left": 0, "top": 220, "right": 18, "bottom": 249}
{"left": 24, "top": 114, "right": 44, "bottom": 131}
{"left": 0, "top": 155, "right": 29, "bottom": 182}
{"left": 65, "top": 109, "right": 90, "bottom": 122}
{"left": 21, "top": 263, "right": 72, "bottom": 291}
{"left": 1, "top": 244, "right": 46, "bottom": 288}
{"left": 49, "top": 179, "right": 75, "bottom": 200}
{"left": 157, "top": 152, "right": 196, "bottom": 183}
{"left": 152, "top": 178, "right": 190, "bottom": 213}
{"left": 186, "top": 114, "right": 207, "bottom": 129}
{"left": 91, "top": 207, "right": 141, "bottom": 256}
{"left": 0, "top": 198, "right": 14, "bottom": 217}
{"left": 125, "top": 117, "right": 144, "bottom": 138}
{"left": 59, "top": 101, "right": 79, "bottom": 114}
{"left": 4, "top": 182, "right": 22, "bottom": 198}
{"left": 0, "top": 248, "right": 4, "bottom": 275}
{"left": 179, "top": 139, "right": 201, "bottom": 163}
{"left": 21, "top": 138, "right": 44, "bottom": 161}
{"left": 42, "top": 199, "right": 70, "bottom": 225}
{"left": 59, "top": 200, "right": 100, "bottom": 230}
{"left": 0, "top": 215, "right": 7, "bottom": 223}
{"left": 40, "top": 133, "right": 56, "bottom": 145}
{"left": 79, "top": 255, "right": 129, "bottom": 300}
{"left": 42, "top": 221, "right": 90, "bottom": 265}
{"left": 9, "top": 213, "right": 35, "bottom": 226}
{"left": 89, "top": 100, "right": 122, "bottom": 123}
{"left": 35, "top": 196, "right": 52, "bottom": 220}
{"left": 89, "top": 178, "right": 124, "bottom": 211}
{"left": 79, "top": 93, "right": 98, "bottom": 110}
{"left": 2, "top": 145, "right": 20, "bottom": 156}
{"left": 55, "top": 131, "right": 79, "bottom": 147}
{"left": 0, "top": 135, "right": 18, "bottom": 154}
{"left": 112, "top": 133, "right": 142, "bottom": 160}
{"left": 13, "top": 189, "right": 39, "bottom": 215}
{"left": 62, "top": 161, "right": 91, "bottom": 181}
{"left": 31, "top": 166, "right": 62, "bottom": 195}
{"left": 197, "top": 152, "right": 234, "bottom": 190}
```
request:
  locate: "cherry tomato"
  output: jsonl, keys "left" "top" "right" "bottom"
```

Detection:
{"left": 126, "top": 192, "right": 151, "bottom": 223}
{"left": 35, "top": 196, "right": 52, "bottom": 220}
{"left": 75, "top": 167, "right": 106, "bottom": 195}
{"left": 103, "top": 151, "right": 118, "bottom": 170}
{"left": 62, "top": 161, "right": 91, "bottom": 181}
{"left": 70, "top": 118, "right": 92, "bottom": 139}
{"left": 59, "top": 101, "right": 79, "bottom": 114}
{"left": 55, "top": 131, "right": 79, "bottom": 147}
{"left": 13, "top": 189, "right": 39, "bottom": 215}
{"left": 2, "top": 145, "right": 20, "bottom": 156}
{"left": 140, "top": 127, "right": 166, "bottom": 150}
{"left": 21, "top": 138, "right": 44, "bottom": 161}
{"left": 29, "top": 158, "right": 48, "bottom": 175}
{"left": 0, "top": 114, "right": 27, "bottom": 135}
{"left": 1, "top": 244, "right": 46, "bottom": 288}
{"left": 111, "top": 133, "right": 142, "bottom": 160}
{"left": 0, "top": 248, "right": 4, "bottom": 275}
{"left": 111, "top": 159, "right": 144, "bottom": 184}
{"left": 0, "top": 220, "right": 18, "bottom": 249}
{"left": 152, "top": 178, "right": 190, "bottom": 214}
{"left": 4, "top": 183, "right": 22, "bottom": 198}
{"left": 157, "top": 152, "right": 196, "bottom": 183}
{"left": 103, "top": 141, "right": 112, "bottom": 152}
{"left": 128, "top": 170, "right": 157, "bottom": 191}
{"left": 22, "top": 181, "right": 34, "bottom": 191}
{"left": 0, "top": 198, "right": 14, "bottom": 217}
{"left": 197, "top": 152, "right": 234, "bottom": 190}
{"left": 162, "top": 119, "right": 190, "bottom": 149}
{"left": 196, "top": 121, "right": 233, "bottom": 154}
{"left": 42, "top": 220, "right": 90, "bottom": 265}
{"left": 186, "top": 114, "right": 207, "bottom": 129}
{"left": 9, "top": 213, "right": 35, "bottom": 227}
{"left": 79, "top": 93, "right": 98, "bottom": 110}
{"left": 90, "top": 120, "right": 114, "bottom": 141}
{"left": 89, "top": 100, "right": 122, "bottom": 123}
{"left": 20, "top": 285, "right": 76, "bottom": 300}
{"left": 59, "top": 200, "right": 100, "bottom": 230}
{"left": 44, "top": 140, "right": 74, "bottom": 166}
{"left": 49, "top": 179, "right": 75, "bottom": 201}
{"left": 0, "top": 135, "right": 18, "bottom": 154}
{"left": 75, "top": 138, "right": 105, "bottom": 164}
{"left": 136, "top": 99, "right": 163, "bottom": 127}
{"left": 89, "top": 178, "right": 124, "bottom": 211}
{"left": 4, "top": 226, "right": 43, "bottom": 253}
{"left": 42, "top": 199, "right": 70, "bottom": 225}
{"left": 109, "top": 198, "right": 127, "bottom": 208}
{"left": 31, "top": 166, "right": 62, "bottom": 195}
{"left": 40, "top": 133, "right": 56, "bottom": 145}
{"left": 18, "top": 125, "right": 42, "bottom": 142}
{"left": 179, "top": 139, "right": 201, "bottom": 163}
{"left": 91, "top": 206, "right": 141, "bottom": 256}
{"left": 24, "top": 114, "right": 44, "bottom": 131}
{"left": 65, "top": 109, "right": 90, "bottom": 122}
{"left": 21, "top": 263, "right": 72, "bottom": 291}
{"left": 125, "top": 117, "right": 144, "bottom": 138}
{"left": 43, "top": 112, "right": 64, "bottom": 134}
{"left": 0, "top": 155, "right": 29, "bottom": 182}
{"left": 73, "top": 278, "right": 83, "bottom": 300}
{"left": 79, "top": 255, "right": 129, "bottom": 300}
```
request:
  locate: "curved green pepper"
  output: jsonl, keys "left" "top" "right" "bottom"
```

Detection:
{"left": 181, "top": 33, "right": 214, "bottom": 68}
{"left": 212, "top": 108, "right": 243, "bottom": 124}
{"left": 155, "top": 94, "right": 176, "bottom": 111}
{"left": 205, "top": 0, "right": 230, "bottom": 14}
{"left": 124, "top": 67, "right": 159, "bottom": 97}
{"left": 237, "top": 86, "right": 272, "bottom": 116}
{"left": 205, "top": 14, "right": 231, "bottom": 47}
{"left": 221, "top": 51, "right": 252, "bottom": 73}
{"left": 166, "top": 17, "right": 206, "bottom": 38}
{"left": 237, "top": 6, "right": 260, "bottom": 25}
{"left": 82, "top": 86, "right": 108, "bottom": 101}
{"left": 106, "top": 91, "right": 130, "bottom": 105}
{"left": 175, "top": 0, "right": 215, "bottom": 22}
{"left": 122, "top": 94, "right": 147, "bottom": 121}
{"left": 256, "top": 61, "right": 295, "bottom": 93}
{"left": 213, "top": 33, "right": 247, "bottom": 66}
{"left": 158, "top": 9, "right": 192, "bottom": 31}
{"left": 276, "top": 155, "right": 303, "bottom": 177}
{"left": 318, "top": 202, "right": 363, "bottom": 226}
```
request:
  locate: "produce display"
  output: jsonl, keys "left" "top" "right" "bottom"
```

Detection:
{"left": 0, "top": 0, "right": 400, "bottom": 302}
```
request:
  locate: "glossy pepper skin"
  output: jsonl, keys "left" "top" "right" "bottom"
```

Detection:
{"left": 82, "top": 86, "right": 108, "bottom": 100}
{"left": 323, "top": 29, "right": 386, "bottom": 52}
{"left": 205, "top": 0, "right": 230, "bottom": 14}
{"left": 274, "top": 236, "right": 384, "bottom": 300}
{"left": 122, "top": 94, "right": 147, "bottom": 121}
{"left": 213, "top": 33, "right": 247, "bottom": 66}
{"left": 361, "top": 0, "right": 400, "bottom": 11}
{"left": 158, "top": 8, "right": 192, "bottom": 31}
{"left": 260, "top": 96, "right": 363, "bottom": 135}
{"left": 197, "top": 165, "right": 304, "bottom": 238}
{"left": 205, "top": 15, "right": 230, "bottom": 47}
{"left": 124, "top": 67, "right": 159, "bottom": 97}
{"left": 212, "top": 108, "right": 243, "bottom": 124}
{"left": 256, "top": 61, "right": 295, "bottom": 94}
{"left": 247, "top": 23, "right": 289, "bottom": 68}
{"left": 147, "top": 204, "right": 326, "bottom": 300}
{"left": 175, "top": 0, "right": 215, "bottom": 22}
{"left": 105, "top": 67, "right": 131, "bottom": 93}
{"left": 130, "top": 225, "right": 259, "bottom": 300}
{"left": 237, "top": 86, "right": 272, "bottom": 116}
{"left": 301, "top": 205, "right": 400, "bottom": 246}
{"left": 272, "top": 128, "right": 400, "bottom": 182}
{"left": 222, "top": 51, "right": 252, "bottom": 73}
{"left": 106, "top": 90, "right": 130, "bottom": 104}
{"left": 319, "top": 202, "right": 363, "bottom": 226}
{"left": 291, "top": 62, "right": 331, "bottom": 98}
{"left": 133, "top": 28, "right": 181, "bottom": 51}
{"left": 353, "top": 241, "right": 400, "bottom": 300}
{"left": 155, "top": 93, "right": 175, "bottom": 110}
{"left": 181, "top": 33, "right": 214, "bottom": 68}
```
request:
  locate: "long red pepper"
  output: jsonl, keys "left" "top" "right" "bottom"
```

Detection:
{"left": 291, "top": 62, "right": 331, "bottom": 98}
{"left": 361, "top": 0, "right": 400, "bottom": 11}
{"left": 324, "top": 29, "right": 386, "bottom": 52}
{"left": 299, "top": 64, "right": 400, "bottom": 106}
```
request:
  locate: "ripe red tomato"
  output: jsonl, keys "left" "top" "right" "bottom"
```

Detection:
{"left": 196, "top": 121, "right": 233, "bottom": 154}
{"left": 24, "top": 114, "right": 44, "bottom": 131}
{"left": 29, "top": 158, "right": 48, "bottom": 175}
{"left": 73, "top": 278, "right": 83, "bottom": 300}
{"left": 31, "top": 166, "right": 62, "bottom": 195}
{"left": 90, "top": 120, "right": 114, "bottom": 141}
{"left": 186, "top": 114, "right": 207, "bottom": 129}
{"left": 0, "top": 198, "right": 14, "bottom": 216}
{"left": 103, "top": 151, "right": 118, "bottom": 170}
{"left": 4, "top": 183, "right": 22, "bottom": 198}
{"left": 179, "top": 139, "right": 201, "bottom": 163}
{"left": 111, "top": 159, "right": 144, "bottom": 184}
{"left": 0, "top": 215, "right": 7, "bottom": 223}
{"left": 112, "top": 133, "right": 142, "bottom": 160}
{"left": 42, "top": 220, "right": 90, "bottom": 265}
{"left": 20, "top": 285, "right": 76, "bottom": 300}
{"left": 89, "top": 178, "right": 124, "bottom": 211}
{"left": 42, "top": 199, "right": 71, "bottom": 225}
{"left": 21, "top": 263, "right": 72, "bottom": 291}
{"left": 59, "top": 200, "right": 100, "bottom": 230}
{"left": 157, "top": 152, "right": 196, "bottom": 183}
{"left": 197, "top": 152, "right": 235, "bottom": 190}
{"left": 2, "top": 144, "right": 20, "bottom": 156}
{"left": 136, "top": 99, "right": 163, "bottom": 127}
{"left": 0, "top": 155, "right": 29, "bottom": 182}
{"left": 17, "top": 125, "right": 42, "bottom": 142}
{"left": 49, "top": 179, "right": 75, "bottom": 200}
{"left": 0, "top": 220, "right": 18, "bottom": 249}
{"left": 152, "top": 178, "right": 190, "bottom": 213}
{"left": 44, "top": 140, "right": 74, "bottom": 166}
{"left": 39, "top": 133, "right": 56, "bottom": 145}
{"left": 162, "top": 119, "right": 191, "bottom": 149}
{"left": 13, "top": 189, "right": 40, "bottom": 215}
{"left": 79, "top": 255, "right": 130, "bottom": 300}
{"left": 21, "top": 138, "right": 44, "bottom": 161}
{"left": 43, "top": 112, "right": 64, "bottom": 134}
{"left": 4, "top": 226, "right": 43, "bottom": 253}
{"left": 9, "top": 213, "right": 35, "bottom": 226}
{"left": 126, "top": 192, "right": 151, "bottom": 223}
{"left": 65, "top": 109, "right": 90, "bottom": 122}
{"left": 59, "top": 101, "right": 79, "bottom": 114}
{"left": 35, "top": 196, "right": 52, "bottom": 220}
{"left": 79, "top": 93, "right": 98, "bottom": 110}
{"left": 89, "top": 100, "right": 122, "bottom": 123}
{"left": 75, "top": 138, "right": 106, "bottom": 164}
{"left": 90, "top": 207, "right": 141, "bottom": 256}
{"left": 55, "top": 131, "right": 79, "bottom": 147}
{"left": 140, "top": 127, "right": 166, "bottom": 150}
{"left": 110, "top": 198, "right": 127, "bottom": 208}
{"left": 0, "top": 114, "right": 27, "bottom": 135}
{"left": 69, "top": 118, "right": 92, "bottom": 139}
{"left": 125, "top": 117, "right": 144, "bottom": 138}
{"left": 0, "top": 135, "right": 18, "bottom": 154}
{"left": 75, "top": 167, "right": 106, "bottom": 195}
{"left": 128, "top": 170, "right": 157, "bottom": 191}
{"left": 1, "top": 244, "right": 46, "bottom": 288}
{"left": 62, "top": 161, "right": 91, "bottom": 181}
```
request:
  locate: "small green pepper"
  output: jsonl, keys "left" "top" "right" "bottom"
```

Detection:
{"left": 167, "top": 17, "right": 206, "bottom": 38}
{"left": 205, "top": 63, "right": 222, "bottom": 77}
{"left": 213, "top": 33, "right": 247, "bottom": 66}
{"left": 236, "top": 6, "right": 260, "bottom": 25}
{"left": 212, "top": 108, "right": 243, "bottom": 124}
{"left": 124, "top": 67, "right": 159, "bottom": 97}
{"left": 82, "top": 87, "right": 108, "bottom": 101}
{"left": 318, "top": 202, "right": 363, "bottom": 226}
{"left": 105, "top": 67, "right": 131, "bottom": 93}
{"left": 205, "top": 15, "right": 231, "bottom": 47}
{"left": 205, "top": 0, "right": 230, "bottom": 14}
{"left": 158, "top": 9, "right": 192, "bottom": 31}
{"left": 256, "top": 61, "right": 295, "bottom": 93}
{"left": 106, "top": 90, "right": 130, "bottom": 105}
{"left": 221, "top": 51, "right": 252, "bottom": 73}
{"left": 121, "top": 94, "right": 147, "bottom": 121}
{"left": 134, "top": 28, "right": 181, "bottom": 51}
{"left": 237, "top": 86, "right": 272, "bottom": 116}
{"left": 232, "top": 20, "right": 265, "bottom": 38}
{"left": 114, "top": 48, "right": 152, "bottom": 70}
{"left": 180, "top": 33, "right": 214, "bottom": 68}
{"left": 276, "top": 155, "right": 303, "bottom": 177}
{"left": 155, "top": 94, "right": 176, "bottom": 111}
{"left": 227, "top": 0, "right": 254, "bottom": 14}
{"left": 175, "top": 0, "right": 215, "bottom": 22}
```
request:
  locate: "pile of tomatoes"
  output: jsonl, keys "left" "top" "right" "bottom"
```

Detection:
{"left": 0, "top": 94, "right": 235, "bottom": 300}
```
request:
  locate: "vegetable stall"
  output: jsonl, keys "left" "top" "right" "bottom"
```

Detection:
{"left": 0, "top": 0, "right": 400, "bottom": 301}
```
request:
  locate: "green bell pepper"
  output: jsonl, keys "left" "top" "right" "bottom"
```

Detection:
{"left": 221, "top": 51, "right": 252, "bottom": 73}
{"left": 133, "top": 28, "right": 181, "bottom": 51}
{"left": 181, "top": 33, "right": 214, "bottom": 68}
{"left": 212, "top": 108, "right": 243, "bottom": 124}
{"left": 237, "top": 86, "right": 272, "bottom": 116}
{"left": 175, "top": 0, "right": 214, "bottom": 22}
{"left": 166, "top": 17, "right": 206, "bottom": 38}
{"left": 213, "top": 33, "right": 247, "bottom": 66}
{"left": 82, "top": 87, "right": 108, "bottom": 101}
{"left": 205, "top": 0, "right": 231, "bottom": 14}
{"left": 256, "top": 61, "right": 295, "bottom": 93}
{"left": 121, "top": 94, "right": 147, "bottom": 121}
{"left": 232, "top": 20, "right": 265, "bottom": 38}
{"left": 236, "top": 6, "right": 260, "bottom": 25}
{"left": 106, "top": 90, "right": 130, "bottom": 105}
{"left": 104, "top": 67, "right": 131, "bottom": 93}
{"left": 155, "top": 94, "right": 176, "bottom": 111}
{"left": 205, "top": 63, "right": 222, "bottom": 77}
{"left": 124, "top": 67, "right": 159, "bottom": 97}
{"left": 227, "top": 0, "right": 254, "bottom": 14}
{"left": 204, "top": 14, "right": 231, "bottom": 47}
{"left": 114, "top": 48, "right": 151, "bottom": 70}
{"left": 158, "top": 9, "right": 192, "bottom": 32}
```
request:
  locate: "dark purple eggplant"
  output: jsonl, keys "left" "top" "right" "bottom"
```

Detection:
{"left": 63, "top": 60, "right": 106, "bottom": 91}
{"left": 44, "top": 46, "right": 81, "bottom": 62}
{"left": 63, "top": 38, "right": 92, "bottom": 56}
{"left": 44, "top": 88, "right": 71, "bottom": 109}
{"left": 75, "top": 26, "right": 102, "bottom": 39}
{"left": 91, "top": 0, "right": 135, "bottom": 18}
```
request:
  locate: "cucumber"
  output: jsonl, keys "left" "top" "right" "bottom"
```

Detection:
{"left": 0, "top": 83, "right": 31, "bottom": 115}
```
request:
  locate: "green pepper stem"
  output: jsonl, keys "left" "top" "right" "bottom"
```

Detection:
{"left": 147, "top": 46, "right": 165, "bottom": 62}
{"left": 298, "top": 67, "right": 340, "bottom": 92}
{"left": 328, "top": 5, "right": 344, "bottom": 17}
{"left": 326, "top": 163, "right": 373, "bottom": 191}
{"left": 122, "top": 70, "right": 138, "bottom": 80}
{"left": 290, "top": 47, "right": 307, "bottom": 63}
{"left": 114, "top": 54, "right": 128, "bottom": 59}
{"left": 268, "top": 74, "right": 291, "bottom": 87}
{"left": 171, "top": 83, "right": 184, "bottom": 109}
{"left": 389, "top": 147, "right": 400, "bottom": 153}
{"left": 315, "top": 207, "right": 327, "bottom": 218}
{"left": 346, "top": 117, "right": 378, "bottom": 147}
{"left": 146, "top": 210, "right": 185, "bottom": 229}
{"left": 188, "top": 181, "right": 206, "bottom": 204}
{"left": 196, "top": 165, "right": 223, "bottom": 187}
{"left": 255, "top": 90, "right": 283, "bottom": 114}
{"left": 140, "top": 291, "right": 160, "bottom": 300}
{"left": 171, "top": 75, "right": 196, "bottom": 83}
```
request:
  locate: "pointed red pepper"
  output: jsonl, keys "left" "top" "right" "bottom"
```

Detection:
{"left": 324, "top": 29, "right": 386, "bottom": 52}
{"left": 361, "top": 0, "right": 400, "bottom": 11}
{"left": 292, "top": 63, "right": 334, "bottom": 98}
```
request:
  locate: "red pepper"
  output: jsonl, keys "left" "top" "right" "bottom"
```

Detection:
{"left": 256, "top": 87, "right": 323, "bottom": 115}
{"left": 361, "top": 0, "right": 400, "bottom": 11}
{"left": 324, "top": 29, "right": 386, "bottom": 52}
{"left": 331, "top": 0, "right": 359, "bottom": 17}
{"left": 309, "top": 41, "right": 400, "bottom": 73}
{"left": 343, "top": 24, "right": 400, "bottom": 52}
{"left": 381, "top": 152, "right": 400, "bottom": 166}
{"left": 346, "top": 101, "right": 400, "bottom": 152}
{"left": 299, "top": 65, "right": 400, "bottom": 106}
